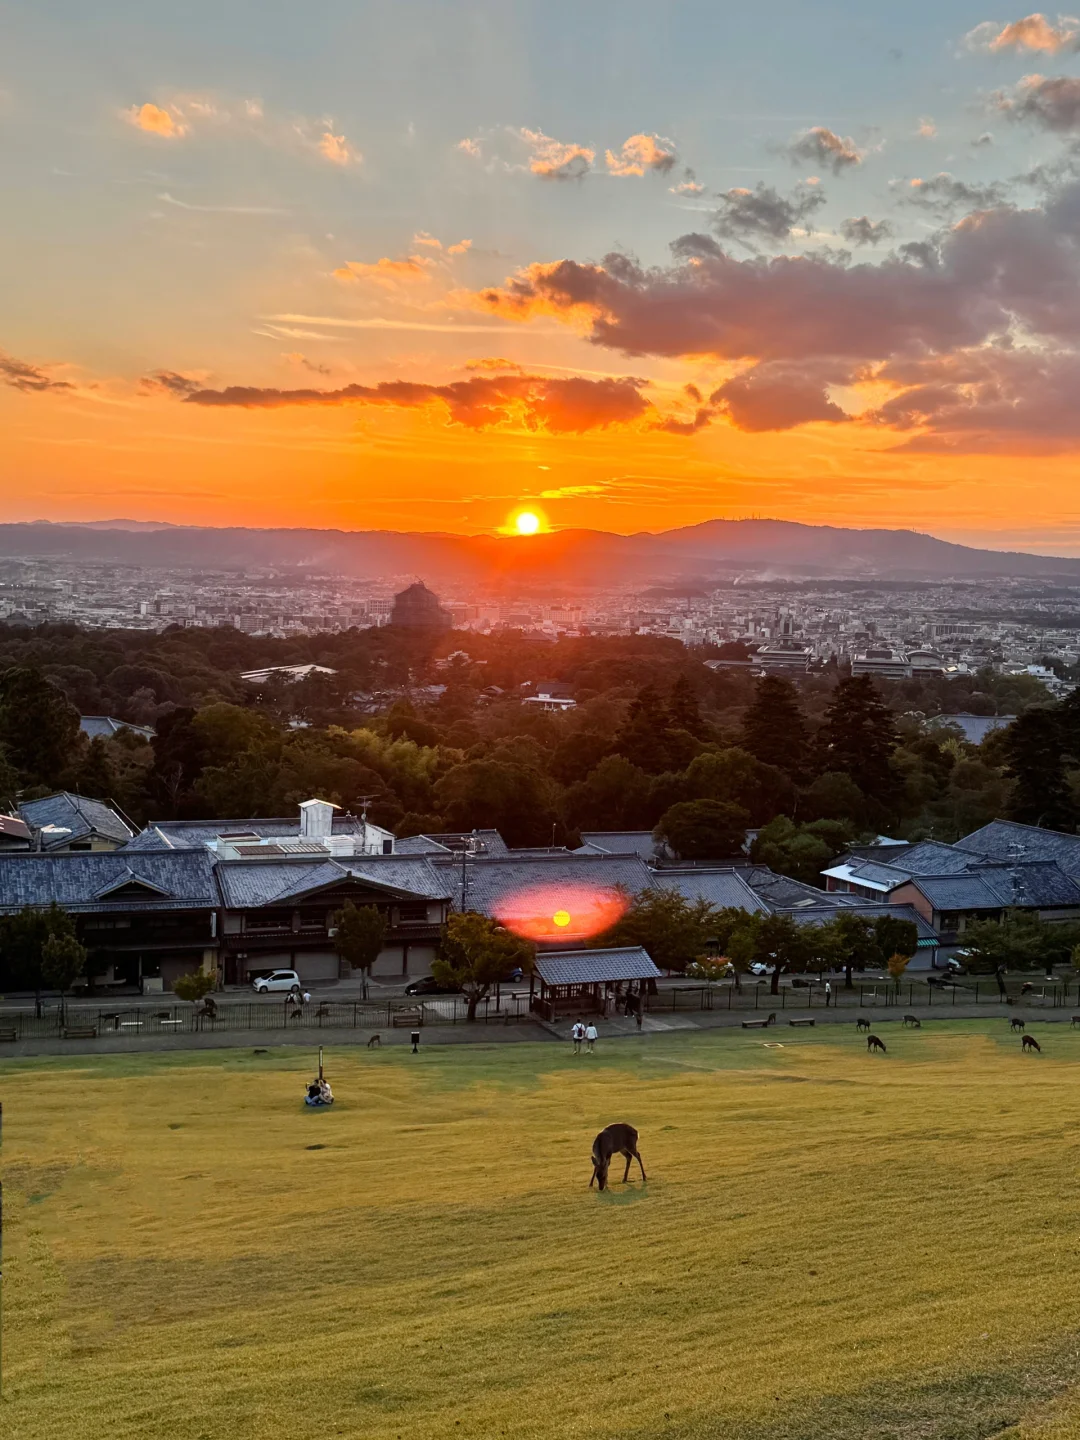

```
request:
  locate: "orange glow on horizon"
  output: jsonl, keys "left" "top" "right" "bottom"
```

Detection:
{"left": 494, "top": 884, "right": 630, "bottom": 943}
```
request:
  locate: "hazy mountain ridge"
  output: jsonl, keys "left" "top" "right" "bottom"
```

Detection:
{"left": 4, "top": 519, "right": 1080, "bottom": 585}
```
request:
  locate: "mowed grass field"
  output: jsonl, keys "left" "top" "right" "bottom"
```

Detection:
{"left": 8, "top": 1024, "right": 1080, "bottom": 1440}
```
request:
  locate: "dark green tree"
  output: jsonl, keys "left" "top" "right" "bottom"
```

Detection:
{"left": 655, "top": 799, "right": 749, "bottom": 860}
{"left": 668, "top": 675, "right": 708, "bottom": 739}
{"left": 751, "top": 815, "right": 854, "bottom": 886}
{"left": 613, "top": 685, "right": 673, "bottom": 773}
{"left": 1003, "top": 707, "right": 1073, "bottom": 829}
{"left": 433, "top": 912, "right": 534, "bottom": 1020}
{"left": 726, "top": 912, "right": 814, "bottom": 995}
{"left": 741, "top": 675, "right": 808, "bottom": 778}
{"left": 433, "top": 759, "right": 558, "bottom": 845}
{"left": 0, "top": 667, "right": 81, "bottom": 788}
{"left": 598, "top": 888, "right": 721, "bottom": 974}
{"left": 331, "top": 900, "right": 388, "bottom": 998}
{"left": 817, "top": 677, "right": 899, "bottom": 810}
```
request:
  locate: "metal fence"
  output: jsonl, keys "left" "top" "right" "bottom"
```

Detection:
{"left": 0, "top": 993, "right": 530, "bottom": 1041}
{"left": 688, "top": 979, "right": 1077, "bottom": 1012}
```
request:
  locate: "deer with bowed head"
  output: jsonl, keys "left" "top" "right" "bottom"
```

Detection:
{"left": 590, "top": 1123, "right": 646, "bottom": 1191}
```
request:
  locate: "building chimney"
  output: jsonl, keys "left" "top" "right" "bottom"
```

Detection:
{"left": 299, "top": 798, "right": 336, "bottom": 839}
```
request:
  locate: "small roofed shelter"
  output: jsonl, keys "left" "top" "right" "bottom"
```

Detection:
{"left": 530, "top": 946, "right": 661, "bottom": 1021}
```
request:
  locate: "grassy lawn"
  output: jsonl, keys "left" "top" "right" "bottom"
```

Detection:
{"left": 7, "top": 1022, "right": 1080, "bottom": 1440}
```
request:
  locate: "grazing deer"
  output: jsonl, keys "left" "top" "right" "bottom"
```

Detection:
{"left": 902, "top": 1014, "right": 921, "bottom": 1027}
{"left": 867, "top": 1034, "right": 887, "bottom": 1053}
{"left": 1010, "top": 1017, "right": 1025, "bottom": 1032}
{"left": 1022, "top": 1034, "right": 1042, "bottom": 1053}
{"left": 366, "top": 1033, "right": 381, "bottom": 1048}
{"left": 589, "top": 1123, "right": 646, "bottom": 1191}
{"left": 856, "top": 1017, "right": 871, "bottom": 1032}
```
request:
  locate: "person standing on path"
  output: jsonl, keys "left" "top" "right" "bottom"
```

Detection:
{"left": 824, "top": 981, "right": 832, "bottom": 1008}
{"left": 571, "top": 1021, "right": 584, "bottom": 1054}
{"left": 585, "top": 1022, "right": 598, "bottom": 1053}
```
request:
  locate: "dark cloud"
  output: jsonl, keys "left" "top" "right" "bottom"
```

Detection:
{"left": 710, "top": 182, "right": 827, "bottom": 247}
{"left": 903, "top": 172, "right": 1009, "bottom": 212}
{"left": 839, "top": 216, "right": 894, "bottom": 246}
{"left": 162, "top": 371, "right": 666, "bottom": 434}
{"left": 0, "top": 350, "right": 74, "bottom": 393}
{"left": 711, "top": 360, "right": 853, "bottom": 431}
{"left": 995, "top": 73, "right": 1080, "bottom": 130}
{"left": 782, "top": 127, "right": 863, "bottom": 174}
{"left": 142, "top": 370, "right": 203, "bottom": 397}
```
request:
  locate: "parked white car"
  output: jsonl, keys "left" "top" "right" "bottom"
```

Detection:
{"left": 252, "top": 969, "right": 302, "bottom": 994}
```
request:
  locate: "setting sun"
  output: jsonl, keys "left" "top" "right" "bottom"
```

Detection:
{"left": 515, "top": 511, "right": 541, "bottom": 535}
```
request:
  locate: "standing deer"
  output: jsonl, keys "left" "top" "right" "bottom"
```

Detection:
{"left": 902, "top": 1014, "right": 921, "bottom": 1027}
{"left": 867, "top": 1034, "right": 887, "bottom": 1053}
{"left": 856, "top": 1017, "right": 871, "bottom": 1032}
{"left": 590, "top": 1123, "right": 646, "bottom": 1191}
{"left": 1022, "top": 1034, "right": 1042, "bottom": 1053}
{"left": 1010, "top": 1017, "right": 1026, "bottom": 1032}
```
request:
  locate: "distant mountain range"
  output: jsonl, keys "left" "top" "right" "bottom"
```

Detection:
{"left": 5, "top": 518, "right": 1080, "bottom": 587}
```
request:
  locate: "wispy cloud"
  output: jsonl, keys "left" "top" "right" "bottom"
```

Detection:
{"left": 121, "top": 93, "right": 362, "bottom": 168}
{"left": 158, "top": 192, "right": 287, "bottom": 215}
{"left": 317, "top": 130, "right": 360, "bottom": 165}
{"left": 332, "top": 256, "right": 436, "bottom": 287}
{"left": 516, "top": 127, "right": 595, "bottom": 180}
{"left": 0, "top": 349, "right": 75, "bottom": 394}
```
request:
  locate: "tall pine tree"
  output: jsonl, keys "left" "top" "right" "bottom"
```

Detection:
{"left": 741, "top": 675, "right": 808, "bottom": 778}
{"left": 817, "top": 675, "right": 899, "bottom": 809}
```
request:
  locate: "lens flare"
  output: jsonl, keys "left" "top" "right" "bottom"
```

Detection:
{"left": 493, "top": 884, "right": 630, "bottom": 943}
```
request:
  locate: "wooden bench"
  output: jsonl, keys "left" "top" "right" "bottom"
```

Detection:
{"left": 0, "top": 1027, "right": 17, "bottom": 1042}
{"left": 62, "top": 1026, "right": 97, "bottom": 1039}
{"left": 741, "top": 1019, "right": 769, "bottom": 1029}
{"left": 788, "top": 1018, "right": 815, "bottom": 1027}
{"left": 392, "top": 1009, "right": 423, "bottom": 1028}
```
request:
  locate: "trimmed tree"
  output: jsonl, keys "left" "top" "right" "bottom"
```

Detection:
{"left": 655, "top": 798, "right": 750, "bottom": 861}
{"left": 599, "top": 888, "right": 722, "bottom": 974}
{"left": 331, "top": 901, "right": 387, "bottom": 999}
{"left": 41, "top": 927, "right": 87, "bottom": 1004}
{"left": 433, "top": 912, "right": 534, "bottom": 1021}
{"left": 173, "top": 970, "right": 218, "bottom": 1003}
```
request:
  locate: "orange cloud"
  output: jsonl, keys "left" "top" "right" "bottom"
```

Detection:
{"left": 605, "top": 133, "right": 678, "bottom": 176}
{"left": 125, "top": 102, "right": 186, "bottom": 138}
{"left": 332, "top": 256, "right": 434, "bottom": 286}
{"left": 966, "top": 13, "right": 1080, "bottom": 52}
{"left": 318, "top": 130, "right": 360, "bottom": 165}
{"left": 518, "top": 128, "right": 595, "bottom": 180}
{"left": 0, "top": 349, "right": 75, "bottom": 393}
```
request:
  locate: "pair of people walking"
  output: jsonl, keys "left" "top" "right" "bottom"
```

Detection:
{"left": 571, "top": 1021, "right": 598, "bottom": 1054}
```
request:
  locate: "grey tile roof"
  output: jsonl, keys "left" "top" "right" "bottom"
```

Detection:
{"left": 534, "top": 946, "right": 661, "bottom": 986}
{"left": 786, "top": 901, "right": 939, "bottom": 944}
{"left": 929, "top": 714, "right": 1015, "bottom": 745}
{"left": 578, "top": 831, "right": 661, "bottom": 860}
{"left": 651, "top": 869, "right": 766, "bottom": 914}
{"left": 80, "top": 715, "right": 155, "bottom": 741}
{"left": 124, "top": 815, "right": 367, "bottom": 850}
{"left": 461, "top": 854, "right": 655, "bottom": 938}
{"left": 956, "top": 820, "right": 1080, "bottom": 878}
{"left": 972, "top": 861, "right": 1080, "bottom": 908}
{"left": 421, "top": 830, "right": 510, "bottom": 858}
{"left": 905, "top": 874, "right": 1005, "bottom": 910}
{"left": 19, "top": 793, "right": 133, "bottom": 848}
{"left": 736, "top": 866, "right": 852, "bottom": 910}
{"left": 0, "top": 850, "right": 217, "bottom": 913}
{"left": 214, "top": 855, "right": 451, "bottom": 909}
{"left": 394, "top": 835, "right": 452, "bottom": 855}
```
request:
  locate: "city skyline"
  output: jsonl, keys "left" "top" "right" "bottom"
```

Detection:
{"left": 8, "top": 3, "right": 1080, "bottom": 549}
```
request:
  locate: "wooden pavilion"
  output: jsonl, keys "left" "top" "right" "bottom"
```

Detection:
{"left": 529, "top": 946, "right": 661, "bottom": 1021}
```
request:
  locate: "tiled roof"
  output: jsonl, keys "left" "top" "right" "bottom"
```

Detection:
{"left": 0, "top": 850, "right": 217, "bottom": 913}
{"left": 124, "top": 815, "right": 367, "bottom": 850}
{"left": 534, "top": 946, "right": 661, "bottom": 985}
{"left": 956, "top": 821, "right": 1080, "bottom": 878}
{"left": 651, "top": 869, "right": 766, "bottom": 914}
{"left": 578, "top": 831, "right": 661, "bottom": 860}
{"left": 905, "top": 874, "right": 1006, "bottom": 910}
{"left": 972, "top": 861, "right": 1080, "bottom": 908}
{"left": 19, "top": 793, "right": 133, "bottom": 848}
{"left": 786, "top": 901, "right": 939, "bottom": 944}
{"left": 422, "top": 830, "right": 510, "bottom": 858}
{"left": 80, "top": 715, "right": 155, "bottom": 741}
{"left": 214, "top": 855, "right": 451, "bottom": 908}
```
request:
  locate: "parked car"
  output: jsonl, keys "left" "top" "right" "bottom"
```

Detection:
{"left": 404, "top": 975, "right": 462, "bottom": 996}
{"left": 749, "top": 962, "right": 771, "bottom": 976}
{"left": 252, "top": 969, "right": 302, "bottom": 995}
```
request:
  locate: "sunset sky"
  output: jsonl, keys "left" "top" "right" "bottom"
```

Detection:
{"left": 7, "top": 2, "right": 1080, "bottom": 548}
